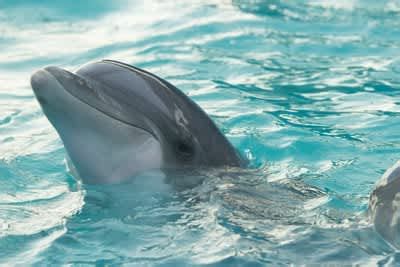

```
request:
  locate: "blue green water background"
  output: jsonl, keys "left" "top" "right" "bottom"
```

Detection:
{"left": 1, "top": 0, "right": 400, "bottom": 265}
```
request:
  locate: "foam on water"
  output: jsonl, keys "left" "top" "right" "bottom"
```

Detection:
{"left": 1, "top": 0, "right": 400, "bottom": 265}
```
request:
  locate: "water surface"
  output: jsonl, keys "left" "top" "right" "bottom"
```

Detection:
{"left": 1, "top": 0, "right": 400, "bottom": 265}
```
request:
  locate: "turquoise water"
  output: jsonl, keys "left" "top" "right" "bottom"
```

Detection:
{"left": 1, "top": 0, "right": 400, "bottom": 265}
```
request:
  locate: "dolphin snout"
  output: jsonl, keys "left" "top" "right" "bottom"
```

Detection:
{"left": 31, "top": 69, "right": 55, "bottom": 106}
{"left": 31, "top": 69, "right": 51, "bottom": 94}
{"left": 31, "top": 66, "right": 72, "bottom": 94}
{"left": 31, "top": 67, "right": 70, "bottom": 107}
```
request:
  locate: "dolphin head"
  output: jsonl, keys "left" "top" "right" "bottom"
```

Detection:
{"left": 31, "top": 60, "right": 242, "bottom": 183}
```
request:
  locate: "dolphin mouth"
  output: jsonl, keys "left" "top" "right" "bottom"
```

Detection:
{"left": 31, "top": 68, "right": 56, "bottom": 96}
{"left": 31, "top": 67, "right": 88, "bottom": 110}
{"left": 30, "top": 66, "right": 159, "bottom": 141}
{"left": 31, "top": 67, "right": 78, "bottom": 101}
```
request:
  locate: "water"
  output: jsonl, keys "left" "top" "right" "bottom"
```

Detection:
{"left": 1, "top": 0, "right": 400, "bottom": 265}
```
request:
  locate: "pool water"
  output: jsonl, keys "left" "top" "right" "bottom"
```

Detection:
{"left": 1, "top": 0, "right": 400, "bottom": 265}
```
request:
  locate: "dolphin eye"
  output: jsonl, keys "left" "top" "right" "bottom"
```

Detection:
{"left": 176, "top": 141, "right": 193, "bottom": 160}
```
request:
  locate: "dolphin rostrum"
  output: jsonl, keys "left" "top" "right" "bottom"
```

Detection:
{"left": 31, "top": 60, "right": 243, "bottom": 184}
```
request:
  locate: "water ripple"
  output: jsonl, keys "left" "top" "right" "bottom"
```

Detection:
{"left": 1, "top": 0, "right": 400, "bottom": 265}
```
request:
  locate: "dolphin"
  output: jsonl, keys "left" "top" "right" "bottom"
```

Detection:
{"left": 369, "top": 160, "right": 400, "bottom": 248}
{"left": 31, "top": 59, "right": 400, "bottom": 248}
{"left": 30, "top": 60, "right": 243, "bottom": 184}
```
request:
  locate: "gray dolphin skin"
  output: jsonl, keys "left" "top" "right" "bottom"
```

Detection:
{"left": 30, "top": 60, "right": 242, "bottom": 184}
{"left": 369, "top": 160, "right": 400, "bottom": 248}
